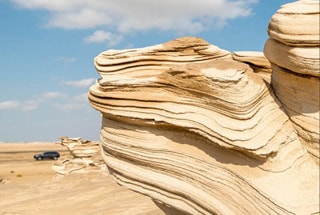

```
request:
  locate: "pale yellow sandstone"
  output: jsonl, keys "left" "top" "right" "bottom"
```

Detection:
{"left": 89, "top": 36, "right": 319, "bottom": 214}
{"left": 268, "top": 0, "right": 320, "bottom": 46}
{"left": 264, "top": 0, "right": 320, "bottom": 161}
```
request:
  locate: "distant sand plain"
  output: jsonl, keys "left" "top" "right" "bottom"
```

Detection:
{"left": 0, "top": 143, "right": 163, "bottom": 215}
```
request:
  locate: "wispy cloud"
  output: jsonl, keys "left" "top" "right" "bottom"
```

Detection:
{"left": 54, "top": 93, "right": 90, "bottom": 111}
{"left": 40, "top": 92, "right": 65, "bottom": 99}
{"left": 63, "top": 78, "right": 96, "bottom": 88}
{"left": 0, "top": 101, "right": 20, "bottom": 110}
{"left": 55, "top": 103, "right": 86, "bottom": 111}
{"left": 0, "top": 100, "right": 38, "bottom": 111}
{"left": 10, "top": 0, "right": 258, "bottom": 36}
{"left": 0, "top": 91, "right": 65, "bottom": 111}
{"left": 0, "top": 90, "right": 92, "bottom": 113}
{"left": 84, "top": 30, "right": 122, "bottom": 46}
{"left": 55, "top": 56, "right": 77, "bottom": 63}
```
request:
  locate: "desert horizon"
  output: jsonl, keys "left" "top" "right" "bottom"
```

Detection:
{"left": 0, "top": 142, "right": 164, "bottom": 215}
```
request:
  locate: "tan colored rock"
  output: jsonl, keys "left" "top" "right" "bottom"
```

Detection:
{"left": 270, "top": 64, "right": 319, "bottom": 159}
{"left": 53, "top": 137, "right": 105, "bottom": 175}
{"left": 264, "top": 39, "right": 319, "bottom": 77}
{"left": 264, "top": 0, "right": 320, "bottom": 161}
{"left": 59, "top": 136, "right": 100, "bottom": 158}
{"left": 94, "top": 37, "right": 231, "bottom": 85}
{"left": 268, "top": 0, "right": 320, "bottom": 46}
{"left": 232, "top": 51, "right": 272, "bottom": 82}
{"left": 52, "top": 158, "right": 106, "bottom": 175}
{"left": 89, "top": 37, "right": 319, "bottom": 214}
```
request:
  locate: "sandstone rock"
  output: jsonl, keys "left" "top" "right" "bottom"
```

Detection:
{"left": 232, "top": 51, "right": 272, "bottom": 82}
{"left": 89, "top": 36, "right": 319, "bottom": 214}
{"left": 268, "top": 0, "right": 320, "bottom": 46}
{"left": 58, "top": 136, "right": 100, "bottom": 158}
{"left": 52, "top": 158, "right": 105, "bottom": 175}
{"left": 264, "top": 39, "right": 319, "bottom": 77}
{"left": 264, "top": 0, "right": 320, "bottom": 161}
{"left": 53, "top": 137, "right": 105, "bottom": 175}
{"left": 94, "top": 37, "right": 231, "bottom": 86}
{"left": 270, "top": 64, "right": 319, "bottom": 160}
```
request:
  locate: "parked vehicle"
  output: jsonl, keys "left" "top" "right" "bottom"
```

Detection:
{"left": 33, "top": 151, "right": 60, "bottom": 160}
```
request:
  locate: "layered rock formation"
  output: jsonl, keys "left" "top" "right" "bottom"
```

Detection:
{"left": 232, "top": 51, "right": 272, "bottom": 83}
{"left": 59, "top": 136, "right": 100, "bottom": 158}
{"left": 87, "top": 1, "right": 319, "bottom": 214}
{"left": 52, "top": 158, "right": 106, "bottom": 175}
{"left": 264, "top": 0, "right": 320, "bottom": 161}
{"left": 53, "top": 137, "right": 105, "bottom": 175}
{"left": 88, "top": 33, "right": 319, "bottom": 214}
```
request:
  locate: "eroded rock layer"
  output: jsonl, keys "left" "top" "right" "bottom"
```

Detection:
{"left": 59, "top": 136, "right": 100, "bottom": 158}
{"left": 267, "top": 0, "right": 320, "bottom": 46}
{"left": 264, "top": 0, "right": 320, "bottom": 160}
{"left": 88, "top": 37, "right": 319, "bottom": 214}
{"left": 232, "top": 51, "right": 272, "bottom": 82}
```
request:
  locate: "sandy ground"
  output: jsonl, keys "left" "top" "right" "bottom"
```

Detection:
{"left": 0, "top": 143, "right": 164, "bottom": 215}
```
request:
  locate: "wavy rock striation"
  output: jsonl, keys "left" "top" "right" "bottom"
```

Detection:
{"left": 59, "top": 136, "right": 100, "bottom": 158}
{"left": 232, "top": 51, "right": 272, "bottom": 83}
{"left": 264, "top": 0, "right": 320, "bottom": 161}
{"left": 53, "top": 137, "right": 105, "bottom": 175}
{"left": 88, "top": 35, "right": 319, "bottom": 214}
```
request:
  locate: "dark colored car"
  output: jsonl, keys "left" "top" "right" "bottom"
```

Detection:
{"left": 33, "top": 151, "right": 60, "bottom": 160}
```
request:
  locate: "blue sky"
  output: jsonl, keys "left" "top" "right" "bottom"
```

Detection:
{"left": 0, "top": 0, "right": 294, "bottom": 142}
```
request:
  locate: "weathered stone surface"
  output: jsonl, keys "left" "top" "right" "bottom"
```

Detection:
{"left": 270, "top": 64, "right": 319, "bottom": 160}
{"left": 264, "top": 39, "right": 319, "bottom": 77}
{"left": 232, "top": 51, "right": 272, "bottom": 82}
{"left": 267, "top": 0, "right": 320, "bottom": 46}
{"left": 94, "top": 37, "right": 231, "bottom": 85}
{"left": 58, "top": 136, "right": 100, "bottom": 158}
{"left": 54, "top": 137, "right": 105, "bottom": 175}
{"left": 52, "top": 158, "right": 106, "bottom": 175}
{"left": 264, "top": 0, "right": 320, "bottom": 161}
{"left": 89, "top": 36, "right": 319, "bottom": 214}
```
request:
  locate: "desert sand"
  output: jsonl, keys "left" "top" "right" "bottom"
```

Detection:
{"left": 0, "top": 143, "right": 164, "bottom": 215}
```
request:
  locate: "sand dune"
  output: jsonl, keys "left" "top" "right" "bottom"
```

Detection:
{"left": 0, "top": 143, "right": 163, "bottom": 215}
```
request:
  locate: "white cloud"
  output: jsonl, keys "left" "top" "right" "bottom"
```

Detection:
{"left": 0, "top": 92, "right": 65, "bottom": 111}
{"left": 0, "top": 101, "right": 20, "bottom": 110}
{"left": 10, "top": 0, "right": 257, "bottom": 34}
{"left": 63, "top": 78, "right": 96, "bottom": 88}
{"left": 84, "top": 30, "right": 122, "bottom": 46}
{"left": 41, "top": 92, "right": 65, "bottom": 99}
{"left": 0, "top": 100, "right": 38, "bottom": 111}
{"left": 55, "top": 102, "right": 87, "bottom": 111}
